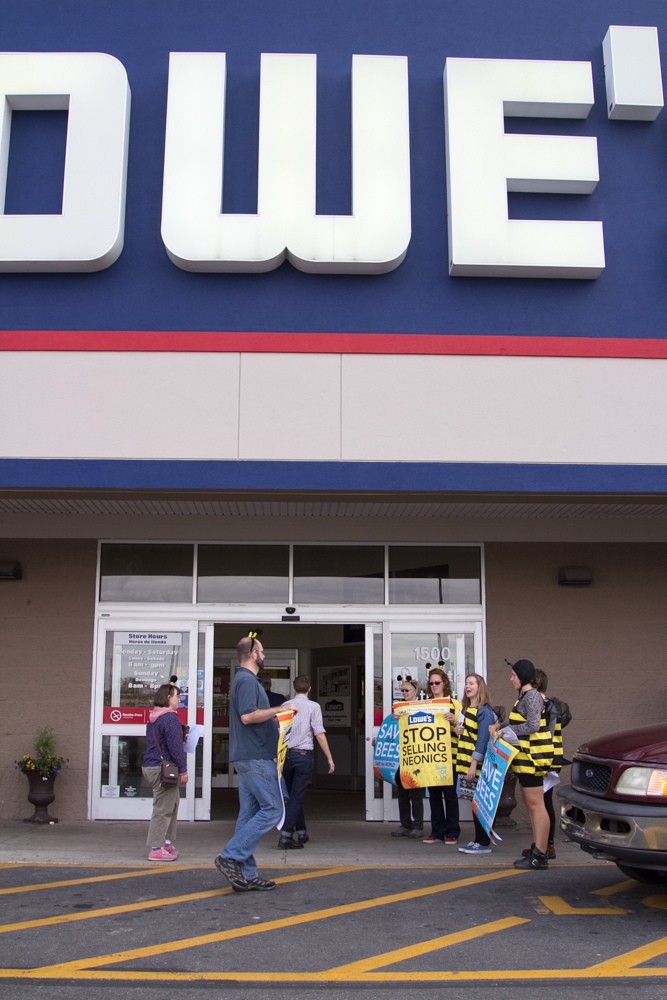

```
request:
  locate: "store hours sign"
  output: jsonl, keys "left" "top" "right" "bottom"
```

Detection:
{"left": 0, "top": 26, "right": 661, "bottom": 277}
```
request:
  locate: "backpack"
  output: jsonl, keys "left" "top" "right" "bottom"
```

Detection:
{"left": 547, "top": 696, "right": 572, "bottom": 729}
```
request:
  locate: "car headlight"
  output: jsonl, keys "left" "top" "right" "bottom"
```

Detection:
{"left": 615, "top": 767, "right": 667, "bottom": 796}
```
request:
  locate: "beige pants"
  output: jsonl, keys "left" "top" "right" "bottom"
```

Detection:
{"left": 143, "top": 766, "right": 180, "bottom": 848}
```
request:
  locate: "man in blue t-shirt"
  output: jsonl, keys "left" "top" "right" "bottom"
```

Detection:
{"left": 215, "top": 634, "right": 296, "bottom": 892}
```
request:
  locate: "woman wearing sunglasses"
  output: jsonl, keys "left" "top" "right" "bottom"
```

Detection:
{"left": 391, "top": 678, "right": 424, "bottom": 838}
{"left": 423, "top": 668, "right": 461, "bottom": 845}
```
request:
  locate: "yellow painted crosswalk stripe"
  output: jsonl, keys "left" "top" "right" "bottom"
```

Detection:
{"left": 0, "top": 866, "right": 199, "bottom": 896}
{"left": 0, "top": 867, "right": 356, "bottom": 934}
{"left": 591, "top": 879, "right": 639, "bottom": 896}
{"left": 323, "top": 916, "right": 529, "bottom": 976}
{"left": 538, "top": 896, "right": 625, "bottom": 916}
{"left": 586, "top": 934, "right": 667, "bottom": 974}
{"left": 8, "top": 868, "right": 524, "bottom": 979}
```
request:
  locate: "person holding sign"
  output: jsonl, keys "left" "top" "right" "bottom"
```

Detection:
{"left": 391, "top": 678, "right": 425, "bottom": 838}
{"left": 423, "top": 669, "right": 461, "bottom": 845}
{"left": 456, "top": 673, "right": 498, "bottom": 855}
{"left": 215, "top": 632, "right": 298, "bottom": 892}
{"left": 490, "top": 659, "right": 553, "bottom": 871}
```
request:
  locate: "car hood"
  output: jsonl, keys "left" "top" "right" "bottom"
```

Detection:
{"left": 579, "top": 723, "right": 667, "bottom": 765}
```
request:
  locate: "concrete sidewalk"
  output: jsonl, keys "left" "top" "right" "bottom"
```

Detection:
{"left": 0, "top": 818, "right": 606, "bottom": 869}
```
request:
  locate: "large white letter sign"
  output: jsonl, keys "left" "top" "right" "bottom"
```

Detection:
{"left": 0, "top": 53, "right": 130, "bottom": 272}
{"left": 161, "top": 53, "right": 411, "bottom": 273}
{"left": 603, "top": 26, "right": 664, "bottom": 120}
{"left": 444, "top": 58, "right": 604, "bottom": 279}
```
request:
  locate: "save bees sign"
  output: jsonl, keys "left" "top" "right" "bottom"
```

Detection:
{"left": 394, "top": 699, "right": 454, "bottom": 788}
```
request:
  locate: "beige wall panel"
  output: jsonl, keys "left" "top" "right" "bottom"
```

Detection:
{"left": 0, "top": 352, "right": 240, "bottom": 459}
{"left": 342, "top": 354, "right": 667, "bottom": 463}
{"left": 485, "top": 542, "right": 667, "bottom": 796}
{"left": 0, "top": 539, "right": 97, "bottom": 820}
{"left": 239, "top": 353, "right": 341, "bottom": 460}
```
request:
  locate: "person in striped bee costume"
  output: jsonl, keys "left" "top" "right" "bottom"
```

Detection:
{"left": 491, "top": 659, "right": 553, "bottom": 870}
{"left": 520, "top": 668, "right": 570, "bottom": 861}
{"left": 454, "top": 674, "right": 498, "bottom": 855}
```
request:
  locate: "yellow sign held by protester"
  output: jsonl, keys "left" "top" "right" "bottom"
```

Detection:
{"left": 394, "top": 698, "right": 453, "bottom": 788}
{"left": 276, "top": 710, "right": 296, "bottom": 779}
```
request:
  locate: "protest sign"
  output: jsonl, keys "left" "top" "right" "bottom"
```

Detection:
{"left": 395, "top": 698, "right": 454, "bottom": 789}
{"left": 372, "top": 714, "right": 400, "bottom": 785}
{"left": 473, "top": 733, "right": 519, "bottom": 839}
{"left": 275, "top": 708, "right": 296, "bottom": 832}
{"left": 276, "top": 709, "right": 295, "bottom": 779}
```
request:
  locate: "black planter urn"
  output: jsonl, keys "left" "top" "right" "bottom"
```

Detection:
{"left": 24, "top": 771, "right": 58, "bottom": 824}
{"left": 494, "top": 774, "right": 518, "bottom": 827}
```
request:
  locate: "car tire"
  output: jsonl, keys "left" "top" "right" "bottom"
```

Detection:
{"left": 616, "top": 863, "right": 667, "bottom": 884}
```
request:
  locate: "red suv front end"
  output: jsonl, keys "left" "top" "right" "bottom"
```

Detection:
{"left": 558, "top": 723, "right": 667, "bottom": 882}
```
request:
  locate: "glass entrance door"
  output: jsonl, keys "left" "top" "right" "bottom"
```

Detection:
{"left": 380, "top": 621, "right": 484, "bottom": 822}
{"left": 209, "top": 647, "right": 297, "bottom": 791}
{"left": 90, "top": 619, "right": 199, "bottom": 820}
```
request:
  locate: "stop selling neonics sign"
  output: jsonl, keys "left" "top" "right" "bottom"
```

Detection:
{"left": 0, "top": 26, "right": 661, "bottom": 276}
{"left": 397, "top": 705, "right": 454, "bottom": 788}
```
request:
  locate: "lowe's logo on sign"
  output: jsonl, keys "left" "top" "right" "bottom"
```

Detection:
{"left": 408, "top": 713, "right": 435, "bottom": 726}
{"left": 0, "top": 26, "right": 661, "bottom": 277}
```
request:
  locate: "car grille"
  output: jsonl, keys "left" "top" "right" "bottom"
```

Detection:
{"left": 573, "top": 760, "right": 612, "bottom": 794}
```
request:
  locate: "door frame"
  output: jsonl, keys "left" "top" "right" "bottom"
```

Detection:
{"left": 380, "top": 619, "right": 485, "bottom": 822}
{"left": 89, "top": 617, "right": 199, "bottom": 821}
{"left": 88, "top": 606, "right": 486, "bottom": 820}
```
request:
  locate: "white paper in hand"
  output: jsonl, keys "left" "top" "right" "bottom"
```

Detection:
{"left": 498, "top": 726, "right": 519, "bottom": 744}
{"left": 183, "top": 724, "right": 204, "bottom": 754}
{"left": 543, "top": 771, "right": 561, "bottom": 793}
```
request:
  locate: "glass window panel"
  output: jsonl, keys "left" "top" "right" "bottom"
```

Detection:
{"left": 103, "top": 631, "right": 190, "bottom": 710}
{"left": 212, "top": 733, "right": 230, "bottom": 776}
{"left": 391, "top": 632, "right": 476, "bottom": 704}
{"left": 388, "top": 546, "right": 481, "bottom": 604}
{"left": 293, "top": 546, "right": 384, "bottom": 603}
{"left": 196, "top": 633, "right": 206, "bottom": 798}
{"left": 197, "top": 545, "right": 289, "bottom": 603}
{"left": 212, "top": 662, "right": 230, "bottom": 728}
{"left": 373, "top": 631, "right": 384, "bottom": 799}
{"left": 101, "top": 735, "right": 185, "bottom": 798}
{"left": 100, "top": 543, "right": 193, "bottom": 602}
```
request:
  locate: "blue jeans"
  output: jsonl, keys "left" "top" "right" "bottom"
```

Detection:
{"left": 221, "top": 759, "right": 283, "bottom": 880}
{"left": 282, "top": 749, "right": 314, "bottom": 837}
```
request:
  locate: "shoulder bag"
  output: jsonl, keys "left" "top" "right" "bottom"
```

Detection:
{"left": 150, "top": 721, "right": 179, "bottom": 786}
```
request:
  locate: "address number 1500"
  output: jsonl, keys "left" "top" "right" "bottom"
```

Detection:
{"left": 414, "top": 647, "right": 450, "bottom": 661}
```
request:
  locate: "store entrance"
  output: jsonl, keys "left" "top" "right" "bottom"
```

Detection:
{"left": 208, "top": 622, "right": 367, "bottom": 822}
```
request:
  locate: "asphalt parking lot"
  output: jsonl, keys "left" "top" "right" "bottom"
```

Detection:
{"left": 1, "top": 861, "right": 666, "bottom": 999}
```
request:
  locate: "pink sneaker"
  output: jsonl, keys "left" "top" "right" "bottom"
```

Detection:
{"left": 445, "top": 837, "right": 459, "bottom": 845}
{"left": 148, "top": 847, "right": 176, "bottom": 862}
{"left": 163, "top": 843, "right": 179, "bottom": 859}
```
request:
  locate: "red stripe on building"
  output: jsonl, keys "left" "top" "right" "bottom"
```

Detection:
{"left": 2, "top": 330, "right": 667, "bottom": 358}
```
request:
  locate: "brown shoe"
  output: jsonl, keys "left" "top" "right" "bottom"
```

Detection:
{"left": 522, "top": 843, "right": 556, "bottom": 859}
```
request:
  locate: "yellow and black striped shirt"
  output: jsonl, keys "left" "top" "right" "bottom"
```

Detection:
{"left": 508, "top": 692, "right": 553, "bottom": 776}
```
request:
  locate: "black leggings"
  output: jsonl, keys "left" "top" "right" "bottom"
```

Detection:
{"left": 473, "top": 814, "right": 491, "bottom": 847}
{"left": 544, "top": 787, "right": 555, "bottom": 843}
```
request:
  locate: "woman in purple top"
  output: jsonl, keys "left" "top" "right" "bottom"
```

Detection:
{"left": 142, "top": 675, "right": 188, "bottom": 862}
